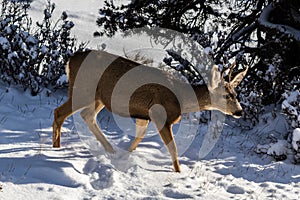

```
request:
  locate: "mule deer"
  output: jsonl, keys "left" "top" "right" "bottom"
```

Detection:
{"left": 52, "top": 50, "right": 248, "bottom": 172}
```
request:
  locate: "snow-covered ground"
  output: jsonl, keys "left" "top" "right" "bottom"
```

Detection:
{"left": 1, "top": 0, "right": 300, "bottom": 199}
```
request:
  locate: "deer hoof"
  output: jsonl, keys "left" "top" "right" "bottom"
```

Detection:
{"left": 105, "top": 146, "right": 116, "bottom": 154}
{"left": 173, "top": 160, "right": 181, "bottom": 172}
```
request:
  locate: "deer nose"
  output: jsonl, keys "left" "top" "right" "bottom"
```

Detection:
{"left": 233, "top": 110, "right": 243, "bottom": 118}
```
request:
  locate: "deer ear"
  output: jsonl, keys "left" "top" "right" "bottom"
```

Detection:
{"left": 230, "top": 65, "right": 249, "bottom": 88}
{"left": 208, "top": 65, "right": 221, "bottom": 91}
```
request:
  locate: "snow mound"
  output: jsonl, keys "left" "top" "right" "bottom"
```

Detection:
{"left": 292, "top": 128, "right": 300, "bottom": 151}
{"left": 256, "top": 140, "right": 289, "bottom": 161}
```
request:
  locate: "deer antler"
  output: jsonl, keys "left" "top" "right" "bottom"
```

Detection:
{"left": 221, "top": 62, "right": 236, "bottom": 82}
{"left": 228, "top": 62, "right": 236, "bottom": 82}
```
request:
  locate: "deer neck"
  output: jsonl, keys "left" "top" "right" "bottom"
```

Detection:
{"left": 181, "top": 84, "right": 211, "bottom": 113}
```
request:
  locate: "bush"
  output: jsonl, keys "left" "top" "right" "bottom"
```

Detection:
{"left": 282, "top": 90, "right": 300, "bottom": 129}
{"left": 0, "top": 0, "right": 83, "bottom": 95}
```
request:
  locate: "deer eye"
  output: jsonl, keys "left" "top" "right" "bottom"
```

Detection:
{"left": 223, "top": 95, "right": 230, "bottom": 99}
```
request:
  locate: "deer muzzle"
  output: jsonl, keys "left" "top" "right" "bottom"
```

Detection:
{"left": 232, "top": 110, "right": 243, "bottom": 118}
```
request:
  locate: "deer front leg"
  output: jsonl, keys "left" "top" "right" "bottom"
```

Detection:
{"left": 157, "top": 124, "right": 180, "bottom": 172}
{"left": 52, "top": 121, "right": 61, "bottom": 148}
{"left": 80, "top": 101, "right": 115, "bottom": 153}
{"left": 53, "top": 98, "right": 74, "bottom": 148}
{"left": 128, "top": 119, "right": 149, "bottom": 152}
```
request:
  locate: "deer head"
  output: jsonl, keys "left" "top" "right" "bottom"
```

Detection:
{"left": 207, "top": 63, "right": 248, "bottom": 118}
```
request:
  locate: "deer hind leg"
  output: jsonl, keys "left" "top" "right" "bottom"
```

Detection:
{"left": 53, "top": 98, "right": 79, "bottom": 148}
{"left": 80, "top": 100, "right": 115, "bottom": 153}
{"left": 128, "top": 119, "right": 149, "bottom": 152}
{"left": 156, "top": 124, "right": 180, "bottom": 172}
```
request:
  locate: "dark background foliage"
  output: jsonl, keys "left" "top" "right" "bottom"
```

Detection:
{"left": 95, "top": 0, "right": 300, "bottom": 127}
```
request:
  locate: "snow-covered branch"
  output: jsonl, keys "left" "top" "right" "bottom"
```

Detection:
{"left": 259, "top": 3, "right": 300, "bottom": 42}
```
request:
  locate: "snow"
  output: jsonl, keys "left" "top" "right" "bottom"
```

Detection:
{"left": 0, "top": 36, "right": 10, "bottom": 50}
{"left": 292, "top": 128, "right": 300, "bottom": 151}
{"left": 282, "top": 90, "right": 300, "bottom": 128}
{"left": 8, "top": 52, "right": 18, "bottom": 60}
{"left": 25, "top": 35, "right": 37, "bottom": 44}
{"left": 259, "top": 3, "right": 300, "bottom": 42}
{"left": 56, "top": 74, "right": 68, "bottom": 85}
{"left": 0, "top": 0, "right": 300, "bottom": 199}
{"left": 283, "top": 90, "right": 300, "bottom": 103}
{"left": 41, "top": 45, "right": 48, "bottom": 54}
{"left": 266, "top": 140, "right": 288, "bottom": 156}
